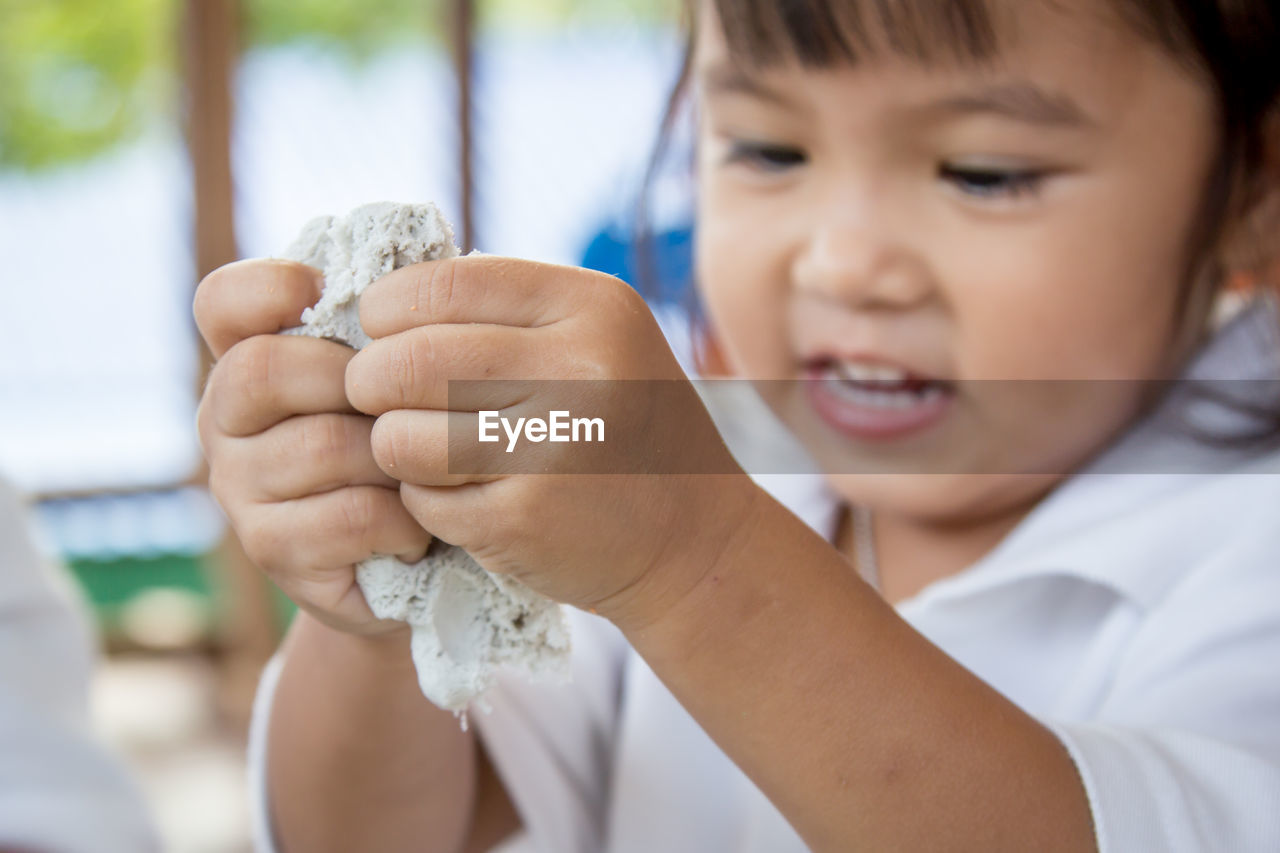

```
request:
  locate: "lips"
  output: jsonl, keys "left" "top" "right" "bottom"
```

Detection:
{"left": 803, "top": 356, "right": 956, "bottom": 441}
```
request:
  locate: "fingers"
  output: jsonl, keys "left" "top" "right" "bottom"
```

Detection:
{"left": 396, "top": 480, "right": 499, "bottom": 559}
{"left": 368, "top": 409, "right": 503, "bottom": 487}
{"left": 359, "top": 255, "right": 612, "bottom": 338}
{"left": 346, "top": 324, "right": 551, "bottom": 416}
{"left": 237, "top": 486, "right": 433, "bottom": 580}
{"left": 214, "top": 413, "right": 399, "bottom": 502}
{"left": 194, "top": 259, "right": 323, "bottom": 358}
{"left": 201, "top": 334, "right": 358, "bottom": 439}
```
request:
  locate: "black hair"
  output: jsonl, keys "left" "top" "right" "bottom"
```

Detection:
{"left": 635, "top": 0, "right": 1280, "bottom": 443}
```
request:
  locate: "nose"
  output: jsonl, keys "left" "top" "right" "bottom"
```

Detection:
{"left": 791, "top": 201, "right": 933, "bottom": 312}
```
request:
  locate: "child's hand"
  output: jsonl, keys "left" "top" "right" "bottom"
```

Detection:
{"left": 347, "top": 256, "right": 760, "bottom": 628}
{"left": 194, "top": 259, "right": 433, "bottom": 639}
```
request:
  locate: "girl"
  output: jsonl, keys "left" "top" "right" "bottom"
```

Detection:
{"left": 195, "top": 0, "right": 1280, "bottom": 850}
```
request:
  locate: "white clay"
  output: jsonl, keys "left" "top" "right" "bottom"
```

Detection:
{"left": 279, "top": 202, "right": 571, "bottom": 713}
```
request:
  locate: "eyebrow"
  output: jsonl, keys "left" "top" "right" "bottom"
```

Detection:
{"left": 698, "top": 62, "right": 1093, "bottom": 129}
{"left": 923, "top": 83, "right": 1095, "bottom": 128}
{"left": 697, "top": 63, "right": 800, "bottom": 110}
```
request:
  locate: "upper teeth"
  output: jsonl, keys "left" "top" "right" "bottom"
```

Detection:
{"left": 832, "top": 361, "right": 909, "bottom": 383}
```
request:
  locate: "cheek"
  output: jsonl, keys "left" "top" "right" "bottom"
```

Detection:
{"left": 948, "top": 213, "right": 1184, "bottom": 382}
{"left": 947, "top": 131, "right": 1211, "bottom": 381}
{"left": 694, "top": 179, "right": 794, "bottom": 378}
{"left": 933, "top": 215, "right": 1187, "bottom": 481}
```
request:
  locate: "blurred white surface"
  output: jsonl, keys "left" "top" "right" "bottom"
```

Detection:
{"left": 93, "top": 656, "right": 252, "bottom": 853}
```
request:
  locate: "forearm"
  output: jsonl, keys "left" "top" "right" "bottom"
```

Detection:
{"left": 268, "top": 612, "right": 476, "bottom": 853}
{"left": 621, "top": 485, "right": 1096, "bottom": 852}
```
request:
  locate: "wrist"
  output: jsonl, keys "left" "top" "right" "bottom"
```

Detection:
{"left": 289, "top": 610, "right": 418, "bottom": 677}
{"left": 602, "top": 474, "right": 767, "bottom": 636}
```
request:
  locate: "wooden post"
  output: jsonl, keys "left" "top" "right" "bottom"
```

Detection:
{"left": 182, "top": 0, "right": 281, "bottom": 729}
{"left": 450, "top": 0, "right": 476, "bottom": 251}
{"left": 184, "top": 0, "right": 238, "bottom": 298}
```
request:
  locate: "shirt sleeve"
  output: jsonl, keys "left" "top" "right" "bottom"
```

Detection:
{"left": 247, "top": 651, "right": 284, "bottom": 853}
{"left": 0, "top": 482, "right": 159, "bottom": 853}
{"left": 470, "top": 606, "right": 630, "bottom": 853}
{"left": 246, "top": 606, "right": 629, "bottom": 853}
{"left": 1042, "top": 515, "right": 1280, "bottom": 853}
{"left": 1046, "top": 722, "right": 1280, "bottom": 852}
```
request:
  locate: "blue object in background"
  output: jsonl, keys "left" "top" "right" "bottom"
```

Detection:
{"left": 580, "top": 220, "right": 695, "bottom": 307}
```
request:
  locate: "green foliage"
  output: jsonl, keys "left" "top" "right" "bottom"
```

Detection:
{"left": 0, "top": 0, "right": 676, "bottom": 172}
{"left": 482, "top": 0, "right": 677, "bottom": 28}
{"left": 245, "top": 0, "right": 434, "bottom": 58}
{"left": 0, "top": 0, "right": 177, "bottom": 170}
{"left": 0, "top": 0, "right": 439, "bottom": 171}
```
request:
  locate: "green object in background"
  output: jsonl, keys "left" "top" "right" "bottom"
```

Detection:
{"left": 68, "top": 551, "right": 214, "bottom": 642}
{"left": 37, "top": 487, "right": 296, "bottom": 649}
{"left": 69, "top": 552, "right": 211, "bottom": 608}
{"left": 68, "top": 549, "right": 296, "bottom": 647}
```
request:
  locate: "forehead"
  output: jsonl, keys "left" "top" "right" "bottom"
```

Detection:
{"left": 694, "top": 0, "right": 1133, "bottom": 74}
{"left": 693, "top": 0, "right": 1172, "bottom": 118}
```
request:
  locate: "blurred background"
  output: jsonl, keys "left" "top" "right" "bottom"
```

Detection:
{"left": 0, "top": 1, "right": 694, "bottom": 849}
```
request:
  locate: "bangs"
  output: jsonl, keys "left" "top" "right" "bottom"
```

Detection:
{"left": 710, "top": 0, "right": 1003, "bottom": 68}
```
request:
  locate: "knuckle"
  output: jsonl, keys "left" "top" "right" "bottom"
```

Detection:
{"left": 392, "top": 331, "right": 436, "bottom": 403}
{"left": 201, "top": 360, "right": 242, "bottom": 434}
{"left": 569, "top": 341, "right": 617, "bottom": 382}
{"left": 195, "top": 395, "right": 217, "bottom": 453}
{"left": 206, "top": 467, "right": 231, "bottom": 510}
{"left": 223, "top": 336, "right": 279, "bottom": 421}
{"left": 386, "top": 340, "right": 416, "bottom": 400}
{"left": 335, "top": 488, "right": 378, "bottom": 546}
{"left": 585, "top": 355, "right": 616, "bottom": 382}
{"left": 202, "top": 446, "right": 237, "bottom": 503}
{"left": 594, "top": 272, "right": 643, "bottom": 318}
{"left": 298, "top": 414, "right": 350, "bottom": 465}
{"left": 424, "top": 258, "right": 460, "bottom": 321}
{"left": 237, "top": 512, "right": 284, "bottom": 574}
{"left": 616, "top": 276, "right": 648, "bottom": 313}
{"left": 564, "top": 281, "right": 648, "bottom": 382}
{"left": 493, "top": 480, "right": 540, "bottom": 548}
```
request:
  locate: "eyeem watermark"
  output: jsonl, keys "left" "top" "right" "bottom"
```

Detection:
{"left": 450, "top": 378, "right": 1280, "bottom": 475}
{"left": 479, "top": 410, "right": 605, "bottom": 453}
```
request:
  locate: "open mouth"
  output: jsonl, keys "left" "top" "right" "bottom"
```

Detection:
{"left": 804, "top": 358, "right": 956, "bottom": 440}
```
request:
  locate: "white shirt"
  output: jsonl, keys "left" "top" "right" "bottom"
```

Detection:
{"left": 249, "top": 296, "right": 1280, "bottom": 852}
{"left": 0, "top": 478, "right": 159, "bottom": 852}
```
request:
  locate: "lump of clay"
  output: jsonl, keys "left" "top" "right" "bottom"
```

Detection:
{"left": 279, "top": 202, "right": 571, "bottom": 713}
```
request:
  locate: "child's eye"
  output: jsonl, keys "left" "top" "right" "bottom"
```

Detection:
{"left": 722, "top": 140, "right": 807, "bottom": 172}
{"left": 939, "top": 164, "right": 1047, "bottom": 199}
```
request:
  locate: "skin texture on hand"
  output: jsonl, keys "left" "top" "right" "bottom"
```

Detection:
{"left": 195, "top": 258, "right": 432, "bottom": 640}
{"left": 346, "top": 254, "right": 758, "bottom": 626}
{"left": 279, "top": 204, "right": 573, "bottom": 714}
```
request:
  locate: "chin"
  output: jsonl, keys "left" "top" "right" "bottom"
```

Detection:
{"left": 823, "top": 471, "right": 1066, "bottom": 527}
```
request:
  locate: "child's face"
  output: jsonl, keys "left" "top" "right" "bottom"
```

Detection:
{"left": 692, "top": 0, "right": 1221, "bottom": 520}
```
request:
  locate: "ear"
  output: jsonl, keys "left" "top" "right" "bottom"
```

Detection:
{"left": 1219, "top": 106, "right": 1280, "bottom": 288}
